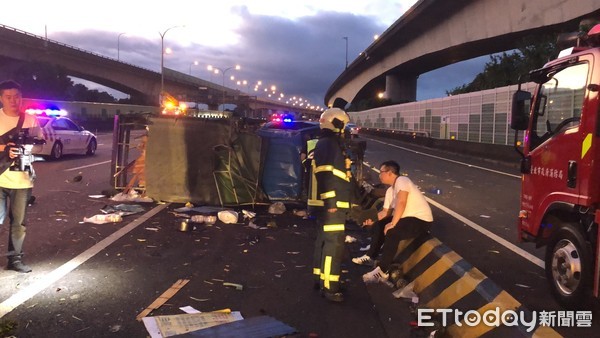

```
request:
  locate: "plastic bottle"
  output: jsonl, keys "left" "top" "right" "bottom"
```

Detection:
{"left": 190, "top": 215, "right": 205, "bottom": 223}
{"left": 107, "top": 214, "right": 123, "bottom": 222}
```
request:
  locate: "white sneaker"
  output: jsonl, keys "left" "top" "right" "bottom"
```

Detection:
{"left": 352, "top": 254, "right": 374, "bottom": 266}
{"left": 362, "top": 266, "right": 389, "bottom": 284}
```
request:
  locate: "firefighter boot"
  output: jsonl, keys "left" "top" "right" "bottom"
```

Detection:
{"left": 7, "top": 255, "right": 32, "bottom": 273}
{"left": 322, "top": 291, "right": 344, "bottom": 303}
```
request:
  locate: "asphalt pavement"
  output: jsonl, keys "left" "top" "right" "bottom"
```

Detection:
{"left": 1, "top": 201, "right": 427, "bottom": 338}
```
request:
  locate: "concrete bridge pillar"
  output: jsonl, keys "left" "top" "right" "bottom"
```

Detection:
{"left": 385, "top": 73, "right": 417, "bottom": 103}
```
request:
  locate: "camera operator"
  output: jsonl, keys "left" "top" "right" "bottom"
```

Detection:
{"left": 0, "top": 80, "right": 41, "bottom": 273}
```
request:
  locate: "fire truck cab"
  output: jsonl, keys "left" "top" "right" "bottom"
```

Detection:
{"left": 511, "top": 23, "right": 600, "bottom": 308}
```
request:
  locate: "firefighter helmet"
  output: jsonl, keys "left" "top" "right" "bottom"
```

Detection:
{"left": 319, "top": 108, "right": 350, "bottom": 132}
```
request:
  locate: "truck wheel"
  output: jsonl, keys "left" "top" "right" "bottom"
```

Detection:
{"left": 545, "top": 223, "right": 592, "bottom": 309}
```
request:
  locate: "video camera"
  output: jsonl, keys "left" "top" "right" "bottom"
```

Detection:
{"left": 6, "top": 128, "right": 45, "bottom": 173}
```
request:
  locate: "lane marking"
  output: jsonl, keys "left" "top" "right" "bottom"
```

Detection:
{"left": 368, "top": 138, "right": 521, "bottom": 179}
{"left": 364, "top": 165, "right": 544, "bottom": 269}
{"left": 0, "top": 203, "right": 169, "bottom": 318}
{"left": 65, "top": 160, "right": 111, "bottom": 171}
{"left": 425, "top": 197, "right": 544, "bottom": 269}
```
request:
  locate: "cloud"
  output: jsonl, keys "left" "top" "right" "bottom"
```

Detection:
{"left": 52, "top": 9, "right": 388, "bottom": 107}
{"left": 32, "top": 1, "right": 489, "bottom": 108}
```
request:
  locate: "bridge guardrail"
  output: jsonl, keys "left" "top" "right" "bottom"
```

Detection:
{"left": 0, "top": 23, "right": 156, "bottom": 74}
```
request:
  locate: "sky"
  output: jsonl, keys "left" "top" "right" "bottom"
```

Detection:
{"left": 3, "top": 0, "right": 488, "bottom": 108}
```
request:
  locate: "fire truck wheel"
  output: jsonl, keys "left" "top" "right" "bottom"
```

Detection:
{"left": 50, "top": 142, "right": 63, "bottom": 160}
{"left": 545, "top": 222, "right": 592, "bottom": 309}
{"left": 86, "top": 138, "right": 97, "bottom": 156}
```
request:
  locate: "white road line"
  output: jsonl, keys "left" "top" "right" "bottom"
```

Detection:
{"left": 364, "top": 165, "right": 544, "bottom": 269}
{"left": 425, "top": 197, "right": 544, "bottom": 269}
{"left": 65, "top": 160, "right": 111, "bottom": 171}
{"left": 0, "top": 203, "right": 169, "bottom": 318}
{"left": 368, "top": 138, "right": 521, "bottom": 179}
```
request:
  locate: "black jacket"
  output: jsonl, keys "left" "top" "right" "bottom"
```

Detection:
{"left": 313, "top": 130, "right": 351, "bottom": 210}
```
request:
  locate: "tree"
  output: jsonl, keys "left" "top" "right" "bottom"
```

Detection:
{"left": 447, "top": 33, "right": 559, "bottom": 95}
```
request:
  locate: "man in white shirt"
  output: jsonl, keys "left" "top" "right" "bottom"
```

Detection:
{"left": 351, "top": 163, "right": 398, "bottom": 266}
{"left": 0, "top": 80, "right": 40, "bottom": 273}
{"left": 361, "top": 160, "right": 433, "bottom": 284}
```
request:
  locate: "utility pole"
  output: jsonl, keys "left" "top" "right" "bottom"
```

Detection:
{"left": 343, "top": 37, "right": 348, "bottom": 69}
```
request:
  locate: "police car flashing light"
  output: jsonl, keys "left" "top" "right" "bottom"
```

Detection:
{"left": 271, "top": 113, "right": 294, "bottom": 123}
{"left": 25, "top": 108, "right": 68, "bottom": 117}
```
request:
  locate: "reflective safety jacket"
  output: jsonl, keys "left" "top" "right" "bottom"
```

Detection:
{"left": 310, "top": 130, "right": 351, "bottom": 210}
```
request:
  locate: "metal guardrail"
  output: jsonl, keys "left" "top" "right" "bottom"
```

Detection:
{"left": 361, "top": 127, "right": 430, "bottom": 138}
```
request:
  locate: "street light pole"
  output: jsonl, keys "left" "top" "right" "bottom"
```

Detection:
{"left": 189, "top": 60, "right": 198, "bottom": 75}
{"left": 159, "top": 25, "right": 182, "bottom": 102}
{"left": 117, "top": 32, "right": 126, "bottom": 61}
{"left": 208, "top": 65, "right": 240, "bottom": 111}
{"left": 342, "top": 36, "right": 348, "bottom": 69}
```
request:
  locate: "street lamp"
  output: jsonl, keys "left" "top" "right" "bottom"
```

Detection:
{"left": 117, "top": 32, "right": 127, "bottom": 61}
{"left": 236, "top": 80, "right": 249, "bottom": 93}
{"left": 207, "top": 64, "right": 241, "bottom": 111}
{"left": 159, "top": 25, "right": 183, "bottom": 101}
{"left": 342, "top": 36, "right": 348, "bottom": 69}
{"left": 189, "top": 60, "right": 199, "bottom": 75}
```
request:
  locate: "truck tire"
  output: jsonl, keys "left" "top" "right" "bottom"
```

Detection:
{"left": 545, "top": 222, "right": 592, "bottom": 309}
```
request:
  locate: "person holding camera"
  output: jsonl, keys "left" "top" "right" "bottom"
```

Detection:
{"left": 0, "top": 80, "right": 40, "bottom": 273}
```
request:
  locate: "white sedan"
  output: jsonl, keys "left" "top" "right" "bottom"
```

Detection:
{"left": 346, "top": 123, "right": 360, "bottom": 138}
{"left": 29, "top": 113, "right": 97, "bottom": 160}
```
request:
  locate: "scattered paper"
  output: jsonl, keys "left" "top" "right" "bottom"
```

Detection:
{"left": 179, "top": 306, "right": 201, "bottom": 314}
{"left": 143, "top": 311, "right": 243, "bottom": 338}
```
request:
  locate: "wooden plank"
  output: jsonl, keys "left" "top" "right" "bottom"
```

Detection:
{"left": 136, "top": 279, "right": 190, "bottom": 321}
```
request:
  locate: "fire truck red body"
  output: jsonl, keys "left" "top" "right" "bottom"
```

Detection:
{"left": 511, "top": 23, "right": 600, "bottom": 308}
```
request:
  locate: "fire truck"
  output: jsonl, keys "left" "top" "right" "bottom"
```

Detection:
{"left": 511, "top": 23, "right": 600, "bottom": 308}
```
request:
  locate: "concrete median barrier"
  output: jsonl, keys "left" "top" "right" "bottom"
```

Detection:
{"left": 388, "top": 234, "right": 561, "bottom": 337}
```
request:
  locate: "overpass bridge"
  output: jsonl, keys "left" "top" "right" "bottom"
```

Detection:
{"left": 326, "top": 0, "right": 600, "bottom": 108}
{"left": 0, "top": 24, "right": 320, "bottom": 118}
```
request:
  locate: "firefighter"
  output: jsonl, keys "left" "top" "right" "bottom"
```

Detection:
{"left": 311, "top": 107, "right": 352, "bottom": 302}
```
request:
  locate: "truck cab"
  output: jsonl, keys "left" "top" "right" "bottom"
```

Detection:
{"left": 511, "top": 24, "right": 600, "bottom": 308}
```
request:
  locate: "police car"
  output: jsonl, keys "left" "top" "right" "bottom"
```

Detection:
{"left": 26, "top": 108, "right": 97, "bottom": 160}
{"left": 345, "top": 123, "right": 360, "bottom": 138}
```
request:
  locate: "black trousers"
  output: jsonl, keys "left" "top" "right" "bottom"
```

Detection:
{"left": 366, "top": 215, "right": 392, "bottom": 260}
{"left": 378, "top": 217, "right": 432, "bottom": 272}
{"left": 313, "top": 209, "right": 346, "bottom": 293}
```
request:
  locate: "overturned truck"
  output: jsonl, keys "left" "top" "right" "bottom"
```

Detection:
{"left": 111, "top": 114, "right": 366, "bottom": 208}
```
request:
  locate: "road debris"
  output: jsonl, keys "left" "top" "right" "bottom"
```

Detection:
{"left": 136, "top": 279, "right": 190, "bottom": 321}
{"left": 223, "top": 282, "right": 244, "bottom": 291}
{"left": 515, "top": 283, "right": 531, "bottom": 288}
{"left": 83, "top": 213, "right": 122, "bottom": 224}
{"left": 218, "top": 210, "right": 239, "bottom": 224}
{"left": 268, "top": 202, "right": 286, "bottom": 214}
{"left": 345, "top": 235, "right": 357, "bottom": 243}
{"left": 292, "top": 209, "right": 307, "bottom": 217}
